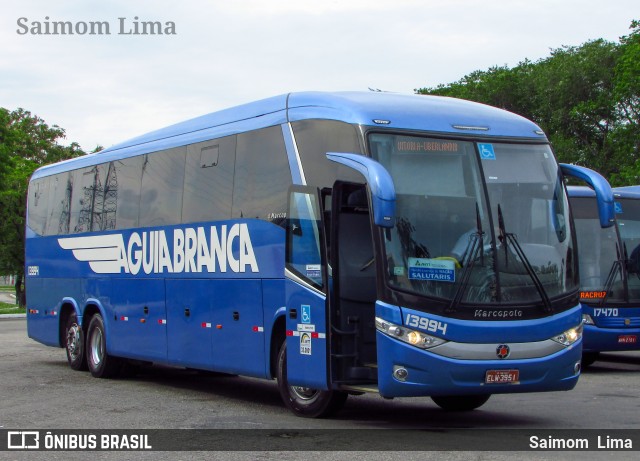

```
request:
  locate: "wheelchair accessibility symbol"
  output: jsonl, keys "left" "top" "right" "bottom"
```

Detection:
{"left": 615, "top": 202, "right": 623, "bottom": 214}
{"left": 478, "top": 143, "right": 496, "bottom": 160}
{"left": 301, "top": 304, "right": 311, "bottom": 324}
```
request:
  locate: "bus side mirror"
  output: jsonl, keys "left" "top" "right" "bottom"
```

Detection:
{"left": 560, "top": 163, "right": 615, "bottom": 228}
{"left": 326, "top": 153, "right": 396, "bottom": 228}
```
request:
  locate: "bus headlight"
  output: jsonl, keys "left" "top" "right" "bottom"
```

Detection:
{"left": 375, "top": 317, "right": 446, "bottom": 349}
{"left": 551, "top": 323, "right": 583, "bottom": 347}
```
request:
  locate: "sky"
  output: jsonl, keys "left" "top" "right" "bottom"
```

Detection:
{"left": 0, "top": 0, "right": 637, "bottom": 151}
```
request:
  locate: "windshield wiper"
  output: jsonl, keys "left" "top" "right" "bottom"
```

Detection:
{"left": 447, "top": 203, "right": 484, "bottom": 313}
{"left": 599, "top": 243, "right": 624, "bottom": 306}
{"left": 497, "top": 205, "right": 553, "bottom": 313}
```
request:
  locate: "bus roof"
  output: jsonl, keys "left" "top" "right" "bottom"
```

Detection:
{"left": 568, "top": 185, "right": 640, "bottom": 200}
{"left": 567, "top": 185, "right": 597, "bottom": 198}
{"left": 612, "top": 185, "right": 640, "bottom": 199}
{"left": 32, "top": 91, "right": 548, "bottom": 180}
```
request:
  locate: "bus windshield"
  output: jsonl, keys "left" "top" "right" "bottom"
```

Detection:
{"left": 615, "top": 198, "right": 640, "bottom": 301}
{"left": 571, "top": 195, "right": 640, "bottom": 303}
{"left": 571, "top": 196, "right": 625, "bottom": 302}
{"left": 369, "top": 133, "right": 577, "bottom": 307}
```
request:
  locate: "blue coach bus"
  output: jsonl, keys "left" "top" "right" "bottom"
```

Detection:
{"left": 568, "top": 185, "right": 640, "bottom": 366}
{"left": 25, "top": 91, "right": 614, "bottom": 417}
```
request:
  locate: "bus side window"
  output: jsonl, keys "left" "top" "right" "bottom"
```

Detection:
{"left": 69, "top": 165, "right": 108, "bottom": 234}
{"left": 232, "top": 126, "right": 291, "bottom": 225}
{"left": 45, "top": 173, "right": 71, "bottom": 235}
{"left": 139, "top": 147, "right": 186, "bottom": 227}
{"left": 291, "top": 119, "right": 363, "bottom": 190}
{"left": 183, "top": 135, "right": 236, "bottom": 223}
{"left": 27, "top": 177, "right": 49, "bottom": 235}
{"left": 113, "top": 156, "right": 143, "bottom": 230}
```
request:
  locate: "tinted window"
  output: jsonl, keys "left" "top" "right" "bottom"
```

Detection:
{"left": 139, "top": 147, "right": 186, "bottom": 227}
{"left": 291, "top": 120, "right": 363, "bottom": 188}
{"left": 93, "top": 162, "right": 119, "bottom": 232}
{"left": 286, "top": 188, "right": 326, "bottom": 290}
{"left": 45, "top": 172, "right": 72, "bottom": 235}
{"left": 27, "top": 177, "right": 49, "bottom": 235}
{"left": 232, "top": 126, "right": 291, "bottom": 224}
{"left": 113, "top": 156, "right": 143, "bottom": 230}
{"left": 183, "top": 136, "right": 236, "bottom": 223}
{"left": 69, "top": 165, "right": 108, "bottom": 233}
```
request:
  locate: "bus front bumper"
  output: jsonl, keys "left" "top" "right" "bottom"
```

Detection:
{"left": 583, "top": 324, "right": 640, "bottom": 353}
{"left": 376, "top": 332, "right": 581, "bottom": 398}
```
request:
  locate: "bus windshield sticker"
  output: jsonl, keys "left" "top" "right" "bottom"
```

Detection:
{"left": 393, "top": 266, "right": 405, "bottom": 276}
{"left": 305, "top": 264, "right": 321, "bottom": 280}
{"left": 615, "top": 202, "right": 623, "bottom": 214}
{"left": 408, "top": 258, "right": 455, "bottom": 282}
{"left": 478, "top": 143, "right": 496, "bottom": 160}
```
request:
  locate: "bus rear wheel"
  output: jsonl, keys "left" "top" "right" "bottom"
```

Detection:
{"left": 276, "top": 341, "right": 347, "bottom": 418}
{"left": 431, "top": 394, "right": 491, "bottom": 411}
{"left": 64, "top": 311, "right": 87, "bottom": 371}
{"left": 86, "top": 314, "right": 122, "bottom": 378}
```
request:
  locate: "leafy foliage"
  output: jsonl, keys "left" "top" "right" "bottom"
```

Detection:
{"left": 416, "top": 20, "right": 640, "bottom": 186}
{"left": 0, "top": 108, "right": 86, "bottom": 305}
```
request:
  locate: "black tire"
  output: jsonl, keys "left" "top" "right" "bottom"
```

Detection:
{"left": 276, "top": 341, "right": 347, "bottom": 418}
{"left": 64, "top": 311, "right": 87, "bottom": 371}
{"left": 582, "top": 351, "right": 600, "bottom": 368}
{"left": 431, "top": 394, "right": 491, "bottom": 411}
{"left": 86, "top": 314, "right": 121, "bottom": 378}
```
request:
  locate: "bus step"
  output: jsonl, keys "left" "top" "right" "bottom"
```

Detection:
{"left": 339, "top": 384, "right": 379, "bottom": 394}
{"left": 331, "top": 353, "right": 358, "bottom": 359}
{"left": 346, "top": 366, "right": 377, "bottom": 380}
{"left": 331, "top": 327, "right": 357, "bottom": 336}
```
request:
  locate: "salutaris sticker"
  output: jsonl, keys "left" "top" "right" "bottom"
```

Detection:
{"left": 408, "top": 258, "right": 455, "bottom": 282}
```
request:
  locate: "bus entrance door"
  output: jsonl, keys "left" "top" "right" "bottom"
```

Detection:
{"left": 284, "top": 186, "right": 330, "bottom": 390}
{"left": 330, "top": 182, "right": 378, "bottom": 387}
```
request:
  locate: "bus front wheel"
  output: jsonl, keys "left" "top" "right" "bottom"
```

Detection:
{"left": 64, "top": 311, "right": 87, "bottom": 371}
{"left": 86, "top": 314, "right": 122, "bottom": 379}
{"left": 431, "top": 394, "right": 491, "bottom": 411}
{"left": 276, "top": 341, "right": 347, "bottom": 418}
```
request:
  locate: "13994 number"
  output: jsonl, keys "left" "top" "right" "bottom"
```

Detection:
{"left": 405, "top": 313, "right": 448, "bottom": 335}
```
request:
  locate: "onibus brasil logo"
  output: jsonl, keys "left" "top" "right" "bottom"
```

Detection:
{"left": 57, "top": 223, "right": 258, "bottom": 275}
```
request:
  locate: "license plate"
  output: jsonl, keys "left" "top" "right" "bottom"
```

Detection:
{"left": 485, "top": 369, "right": 519, "bottom": 384}
{"left": 618, "top": 335, "right": 637, "bottom": 344}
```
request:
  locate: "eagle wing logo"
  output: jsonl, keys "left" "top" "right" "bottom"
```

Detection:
{"left": 58, "top": 234, "right": 125, "bottom": 274}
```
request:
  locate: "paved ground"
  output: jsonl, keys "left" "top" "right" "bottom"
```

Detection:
{"left": 1, "top": 317, "right": 639, "bottom": 460}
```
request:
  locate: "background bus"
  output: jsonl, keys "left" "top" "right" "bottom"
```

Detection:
{"left": 569, "top": 185, "right": 640, "bottom": 366}
{"left": 25, "top": 91, "right": 614, "bottom": 417}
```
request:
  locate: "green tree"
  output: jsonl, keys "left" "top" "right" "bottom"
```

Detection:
{"left": 416, "top": 21, "right": 639, "bottom": 185}
{"left": 532, "top": 40, "right": 620, "bottom": 173}
{"left": 0, "top": 108, "right": 85, "bottom": 306}
{"left": 609, "top": 20, "right": 640, "bottom": 184}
